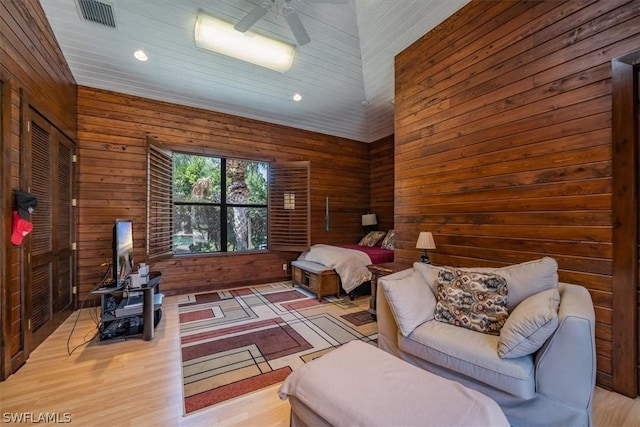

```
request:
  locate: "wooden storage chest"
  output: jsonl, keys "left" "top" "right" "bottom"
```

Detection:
{"left": 291, "top": 260, "right": 340, "bottom": 301}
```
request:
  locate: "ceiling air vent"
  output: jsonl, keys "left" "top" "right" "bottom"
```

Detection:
{"left": 76, "top": 0, "right": 116, "bottom": 28}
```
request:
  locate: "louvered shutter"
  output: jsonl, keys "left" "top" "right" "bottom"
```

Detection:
{"left": 269, "top": 161, "right": 310, "bottom": 251}
{"left": 147, "top": 139, "right": 173, "bottom": 259}
{"left": 29, "top": 120, "right": 53, "bottom": 332}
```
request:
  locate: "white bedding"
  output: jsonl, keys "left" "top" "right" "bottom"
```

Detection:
{"left": 299, "top": 244, "right": 372, "bottom": 293}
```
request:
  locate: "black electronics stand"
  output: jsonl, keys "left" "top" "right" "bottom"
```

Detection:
{"left": 92, "top": 271, "right": 163, "bottom": 341}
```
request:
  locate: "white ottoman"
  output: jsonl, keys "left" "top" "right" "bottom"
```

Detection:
{"left": 278, "top": 340, "right": 509, "bottom": 427}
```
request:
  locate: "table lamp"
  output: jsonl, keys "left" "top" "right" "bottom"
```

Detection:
{"left": 416, "top": 232, "right": 436, "bottom": 264}
{"left": 362, "top": 213, "right": 377, "bottom": 232}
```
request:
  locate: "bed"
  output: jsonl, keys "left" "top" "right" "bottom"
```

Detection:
{"left": 339, "top": 244, "right": 394, "bottom": 265}
{"left": 297, "top": 231, "right": 394, "bottom": 296}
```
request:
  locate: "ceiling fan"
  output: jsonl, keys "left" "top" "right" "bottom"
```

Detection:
{"left": 234, "top": 0, "right": 348, "bottom": 46}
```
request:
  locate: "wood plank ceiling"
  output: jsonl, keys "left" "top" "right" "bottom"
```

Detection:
{"left": 39, "top": 0, "right": 468, "bottom": 142}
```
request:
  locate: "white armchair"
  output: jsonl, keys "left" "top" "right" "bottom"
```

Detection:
{"left": 377, "top": 260, "right": 596, "bottom": 427}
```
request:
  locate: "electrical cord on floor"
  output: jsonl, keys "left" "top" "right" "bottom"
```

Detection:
{"left": 89, "top": 303, "right": 100, "bottom": 327}
{"left": 66, "top": 263, "right": 111, "bottom": 356}
{"left": 66, "top": 292, "right": 98, "bottom": 356}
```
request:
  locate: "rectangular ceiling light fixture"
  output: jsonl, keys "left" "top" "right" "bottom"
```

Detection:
{"left": 195, "top": 12, "right": 294, "bottom": 73}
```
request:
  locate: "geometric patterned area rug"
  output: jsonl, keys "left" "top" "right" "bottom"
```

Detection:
{"left": 178, "top": 281, "right": 378, "bottom": 414}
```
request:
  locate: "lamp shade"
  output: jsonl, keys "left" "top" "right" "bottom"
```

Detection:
{"left": 362, "top": 213, "right": 377, "bottom": 226}
{"left": 416, "top": 232, "right": 436, "bottom": 249}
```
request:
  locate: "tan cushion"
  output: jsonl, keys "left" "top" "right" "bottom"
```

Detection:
{"left": 498, "top": 289, "right": 560, "bottom": 358}
{"left": 358, "top": 231, "right": 386, "bottom": 247}
{"left": 434, "top": 268, "right": 508, "bottom": 336}
{"left": 381, "top": 269, "right": 436, "bottom": 337}
{"left": 380, "top": 229, "right": 395, "bottom": 250}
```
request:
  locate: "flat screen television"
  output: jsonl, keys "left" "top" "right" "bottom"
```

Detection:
{"left": 112, "top": 219, "right": 134, "bottom": 287}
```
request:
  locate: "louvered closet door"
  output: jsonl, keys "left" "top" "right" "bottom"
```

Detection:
{"left": 29, "top": 114, "right": 54, "bottom": 347}
{"left": 26, "top": 110, "right": 75, "bottom": 351}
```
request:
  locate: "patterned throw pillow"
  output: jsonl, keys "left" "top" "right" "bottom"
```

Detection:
{"left": 380, "top": 229, "right": 395, "bottom": 250}
{"left": 358, "top": 231, "right": 386, "bottom": 247}
{"left": 434, "top": 268, "right": 508, "bottom": 335}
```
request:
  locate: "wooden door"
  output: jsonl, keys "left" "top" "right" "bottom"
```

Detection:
{"left": 24, "top": 109, "right": 75, "bottom": 352}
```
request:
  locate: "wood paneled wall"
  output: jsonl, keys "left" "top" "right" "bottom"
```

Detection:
{"left": 0, "top": 0, "right": 77, "bottom": 378}
{"left": 370, "top": 135, "right": 394, "bottom": 233}
{"left": 76, "top": 87, "right": 370, "bottom": 300}
{"left": 394, "top": 0, "right": 640, "bottom": 391}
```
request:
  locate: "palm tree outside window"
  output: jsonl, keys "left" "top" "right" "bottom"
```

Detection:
{"left": 172, "top": 153, "right": 268, "bottom": 254}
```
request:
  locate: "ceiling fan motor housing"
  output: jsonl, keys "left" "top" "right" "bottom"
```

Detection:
{"left": 237, "top": 0, "right": 323, "bottom": 45}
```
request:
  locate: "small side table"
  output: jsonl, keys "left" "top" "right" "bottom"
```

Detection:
{"left": 367, "top": 262, "right": 412, "bottom": 319}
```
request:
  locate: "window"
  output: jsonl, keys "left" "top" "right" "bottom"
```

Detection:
{"left": 173, "top": 153, "right": 268, "bottom": 254}
{"left": 147, "top": 138, "right": 308, "bottom": 258}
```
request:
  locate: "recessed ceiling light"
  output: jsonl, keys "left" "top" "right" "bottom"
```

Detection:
{"left": 134, "top": 50, "right": 148, "bottom": 61}
{"left": 293, "top": 93, "right": 302, "bottom": 102}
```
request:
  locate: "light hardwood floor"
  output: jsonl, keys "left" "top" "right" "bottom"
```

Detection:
{"left": 0, "top": 295, "right": 638, "bottom": 426}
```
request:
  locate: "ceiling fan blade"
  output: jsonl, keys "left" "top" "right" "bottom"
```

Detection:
{"left": 234, "top": 5, "right": 269, "bottom": 32}
{"left": 285, "top": 11, "right": 310, "bottom": 46}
